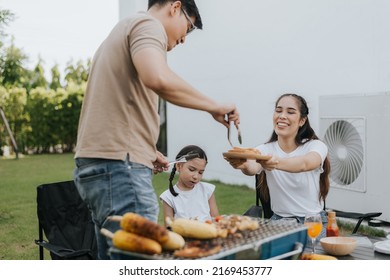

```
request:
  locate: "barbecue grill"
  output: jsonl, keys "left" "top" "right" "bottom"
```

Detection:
{"left": 108, "top": 219, "right": 308, "bottom": 260}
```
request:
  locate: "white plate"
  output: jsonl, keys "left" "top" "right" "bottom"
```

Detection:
{"left": 374, "top": 240, "right": 390, "bottom": 254}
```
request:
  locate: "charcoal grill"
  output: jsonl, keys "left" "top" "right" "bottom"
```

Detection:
{"left": 108, "top": 219, "right": 308, "bottom": 260}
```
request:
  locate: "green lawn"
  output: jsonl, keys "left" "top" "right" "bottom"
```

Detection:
{"left": 0, "top": 154, "right": 255, "bottom": 260}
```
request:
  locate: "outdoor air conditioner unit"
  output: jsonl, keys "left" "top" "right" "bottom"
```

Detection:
{"left": 319, "top": 93, "right": 390, "bottom": 223}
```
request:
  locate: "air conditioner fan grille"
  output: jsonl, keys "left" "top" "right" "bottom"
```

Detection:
{"left": 324, "top": 120, "right": 364, "bottom": 186}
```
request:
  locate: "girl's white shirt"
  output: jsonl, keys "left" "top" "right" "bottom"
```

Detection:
{"left": 256, "top": 139, "right": 328, "bottom": 217}
{"left": 160, "top": 181, "right": 215, "bottom": 222}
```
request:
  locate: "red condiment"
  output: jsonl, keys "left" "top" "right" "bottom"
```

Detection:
{"left": 326, "top": 227, "right": 339, "bottom": 237}
{"left": 326, "top": 211, "right": 339, "bottom": 237}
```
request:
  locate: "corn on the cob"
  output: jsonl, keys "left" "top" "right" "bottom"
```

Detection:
{"left": 300, "top": 253, "right": 337, "bottom": 260}
{"left": 109, "top": 212, "right": 169, "bottom": 244}
{"left": 161, "top": 230, "right": 185, "bottom": 251}
{"left": 101, "top": 228, "right": 162, "bottom": 255}
{"left": 168, "top": 217, "right": 218, "bottom": 239}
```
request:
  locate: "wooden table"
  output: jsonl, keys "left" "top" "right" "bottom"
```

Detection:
{"left": 305, "top": 235, "right": 390, "bottom": 260}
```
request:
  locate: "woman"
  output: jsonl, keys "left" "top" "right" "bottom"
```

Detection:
{"left": 226, "top": 93, "right": 330, "bottom": 236}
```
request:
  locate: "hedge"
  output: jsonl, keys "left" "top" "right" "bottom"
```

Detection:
{"left": 0, "top": 82, "right": 86, "bottom": 156}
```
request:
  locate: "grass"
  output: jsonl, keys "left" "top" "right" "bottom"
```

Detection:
{"left": 0, "top": 154, "right": 256, "bottom": 260}
{"left": 338, "top": 219, "right": 387, "bottom": 238}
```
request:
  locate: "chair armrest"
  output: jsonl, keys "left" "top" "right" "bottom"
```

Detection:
{"left": 35, "top": 240, "right": 94, "bottom": 259}
{"left": 333, "top": 210, "right": 382, "bottom": 234}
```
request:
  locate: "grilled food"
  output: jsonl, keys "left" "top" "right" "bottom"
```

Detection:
{"left": 215, "top": 215, "right": 259, "bottom": 237}
{"left": 109, "top": 212, "right": 169, "bottom": 244}
{"left": 101, "top": 228, "right": 162, "bottom": 255}
{"left": 174, "top": 240, "right": 222, "bottom": 258}
{"left": 300, "top": 253, "right": 337, "bottom": 260}
{"left": 167, "top": 217, "right": 218, "bottom": 239}
{"left": 228, "top": 146, "right": 261, "bottom": 155}
{"left": 161, "top": 230, "right": 185, "bottom": 251}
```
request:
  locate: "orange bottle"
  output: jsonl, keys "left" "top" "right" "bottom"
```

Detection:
{"left": 326, "top": 211, "right": 339, "bottom": 237}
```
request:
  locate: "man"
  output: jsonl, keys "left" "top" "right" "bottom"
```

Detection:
{"left": 73, "top": 0, "right": 240, "bottom": 259}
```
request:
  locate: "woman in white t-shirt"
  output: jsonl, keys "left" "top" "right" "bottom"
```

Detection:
{"left": 225, "top": 94, "right": 330, "bottom": 237}
{"left": 160, "top": 145, "right": 219, "bottom": 226}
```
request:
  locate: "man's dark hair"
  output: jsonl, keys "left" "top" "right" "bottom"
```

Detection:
{"left": 148, "top": 0, "right": 202, "bottom": 29}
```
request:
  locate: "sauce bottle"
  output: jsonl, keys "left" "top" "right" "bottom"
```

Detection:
{"left": 326, "top": 211, "right": 339, "bottom": 237}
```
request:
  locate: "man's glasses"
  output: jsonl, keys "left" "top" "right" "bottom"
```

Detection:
{"left": 181, "top": 7, "right": 197, "bottom": 35}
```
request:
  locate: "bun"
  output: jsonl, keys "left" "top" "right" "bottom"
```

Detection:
{"left": 228, "top": 147, "right": 261, "bottom": 155}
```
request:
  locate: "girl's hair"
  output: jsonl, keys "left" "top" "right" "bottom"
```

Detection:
{"left": 258, "top": 93, "right": 330, "bottom": 203}
{"left": 169, "top": 145, "right": 208, "bottom": 197}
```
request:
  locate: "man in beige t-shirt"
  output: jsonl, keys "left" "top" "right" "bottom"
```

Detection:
{"left": 73, "top": 0, "right": 240, "bottom": 259}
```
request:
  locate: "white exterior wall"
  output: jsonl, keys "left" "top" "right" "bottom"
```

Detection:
{"left": 119, "top": 0, "right": 390, "bottom": 188}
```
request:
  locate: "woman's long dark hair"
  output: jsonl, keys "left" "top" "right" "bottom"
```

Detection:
{"left": 258, "top": 93, "right": 330, "bottom": 203}
{"left": 168, "top": 145, "right": 208, "bottom": 197}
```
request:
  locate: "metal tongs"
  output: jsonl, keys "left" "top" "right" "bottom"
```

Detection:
{"left": 168, "top": 156, "right": 187, "bottom": 166}
{"left": 226, "top": 114, "right": 242, "bottom": 147}
{"left": 168, "top": 152, "right": 200, "bottom": 166}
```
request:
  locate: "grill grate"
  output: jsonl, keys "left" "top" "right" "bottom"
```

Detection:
{"left": 109, "top": 219, "right": 307, "bottom": 260}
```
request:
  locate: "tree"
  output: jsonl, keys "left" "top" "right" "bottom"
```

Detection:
{"left": 0, "top": 37, "right": 30, "bottom": 88}
{"left": 0, "top": 8, "right": 15, "bottom": 86}
{"left": 64, "top": 59, "right": 90, "bottom": 86}
{"left": 50, "top": 63, "right": 62, "bottom": 90}
{"left": 0, "top": 86, "right": 27, "bottom": 155}
{"left": 30, "top": 56, "right": 48, "bottom": 89}
{"left": 0, "top": 8, "right": 14, "bottom": 48}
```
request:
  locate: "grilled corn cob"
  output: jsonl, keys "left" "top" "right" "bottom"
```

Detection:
{"left": 300, "top": 253, "right": 337, "bottom": 260}
{"left": 101, "top": 228, "right": 162, "bottom": 255}
{"left": 109, "top": 212, "right": 169, "bottom": 244}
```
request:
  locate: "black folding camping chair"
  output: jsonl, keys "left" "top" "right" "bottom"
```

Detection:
{"left": 243, "top": 173, "right": 273, "bottom": 219}
{"left": 35, "top": 180, "right": 97, "bottom": 260}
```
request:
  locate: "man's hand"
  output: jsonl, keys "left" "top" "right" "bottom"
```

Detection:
{"left": 211, "top": 104, "right": 240, "bottom": 128}
{"left": 153, "top": 151, "right": 169, "bottom": 174}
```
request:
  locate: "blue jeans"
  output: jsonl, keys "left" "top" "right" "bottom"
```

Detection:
{"left": 73, "top": 155, "right": 158, "bottom": 260}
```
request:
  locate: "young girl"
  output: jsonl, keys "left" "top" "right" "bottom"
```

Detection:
{"left": 160, "top": 145, "right": 219, "bottom": 225}
{"left": 225, "top": 93, "right": 330, "bottom": 237}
